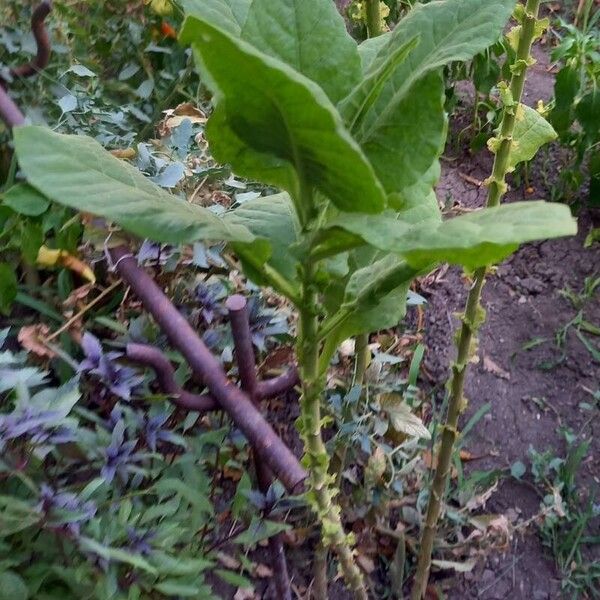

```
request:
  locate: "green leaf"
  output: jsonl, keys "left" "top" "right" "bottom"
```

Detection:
{"left": 400, "top": 202, "right": 577, "bottom": 269}
{"left": 20, "top": 221, "right": 43, "bottom": 265}
{"left": 346, "top": 0, "right": 515, "bottom": 194}
{"left": 576, "top": 89, "right": 600, "bottom": 140}
{"left": 182, "top": 0, "right": 361, "bottom": 102}
{"left": 1, "top": 183, "right": 49, "bottom": 216}
{"left": 503, "top": 104, "right": 557, "bottom": 172}
{"left": 13, "top": 126, "right": 254, "bottom": 245}
{"left": 241, "top": 0, "right": 361, "bottom": 103}
{"left": 321, "top": 173, "right": 440, "bottom": 340}
{"left": 340, "top": 36, "right": 419, "bottom": 134}
{"left": 153, "top": 478, "right": 214, "bottom": 516}
{"left": 0, "top": 571, "right": 28, "bottom": 600}
{"left": 550, "top": 66, "right": 579, "bottom": 137}
{"left": 332, "top": 202, "right": 577, "bottom": 270}
{"left": 180, "top": 17, "right": 386, "bottom": 214}
{"left": 0, "top": 263, "right": 17, "bottom": 316}
{"left": 357, "top": 33, "right": 391, "bottom": 73}
{"left": 79, "top": 537, "right": 158, "bottom": 575}
{"left": 214, "top": 569, "right": 253, "bottom": 589}
{"left": 180, "top": 0, "right": 251, "bottom": 35}
{"left": 224, "top": 193, "right": 300, "bottom": 282}
{"left": 335, "top": 257, "right": 417, "bottom": 341}
{"left": 154, "top": 581, "right": 205, "bottom": 597}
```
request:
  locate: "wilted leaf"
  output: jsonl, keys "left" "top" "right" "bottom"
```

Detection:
{"left": 483, "top": 355, "right": 510, "bottom": 380}
{"left": 379, "top": 393, "right": 430, "bottom": 440}
{"left": 36, "top": 246, "right": 96, "bottom": 284}
{"left": 18, "top": 324, "right": 55, "bottom": 359}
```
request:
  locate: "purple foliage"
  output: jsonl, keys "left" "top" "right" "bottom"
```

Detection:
{"left": 37, "top": 484, "right": 97, "bottom": 537}
{"left": 79, "top": 333, "right": 144, "bottom": 400}
{"left": 126, "top": 527, "right": 156, "bottom": 556}
{"left": 247, "top": 296, "right": 289, "bottom": 351}
{"left": 0, "top": 407, "right": 76, "bottom": 450}
{"left": 195, "top": 281, "right": 226, "bottom": 324}
{"left": 101, "top": 419, "right": 143, "bottom": 484}
{"left": 138, "top": 412, "right": 180, "bottom": 451}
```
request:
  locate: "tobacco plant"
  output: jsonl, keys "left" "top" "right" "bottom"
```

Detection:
{"left": 411, "top": 1, "right": 560, "bottom": 597}
{"left": 11, "top": 0, "right": 576, "bottom": 596}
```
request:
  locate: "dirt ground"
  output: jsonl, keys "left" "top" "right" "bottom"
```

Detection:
{"left": 422, "top": 42, "right": 600, "bottom": 600}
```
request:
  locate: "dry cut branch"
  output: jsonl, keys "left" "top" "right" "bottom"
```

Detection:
{"left": 110, "top": 245, "right": 307, "bottom": 494}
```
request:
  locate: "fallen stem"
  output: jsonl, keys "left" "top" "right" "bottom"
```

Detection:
{"left": 110, "top": 245, "right": 307, "bottom": 493}
{"left": 126, "top": 343, "right": 218, "bottom": 412}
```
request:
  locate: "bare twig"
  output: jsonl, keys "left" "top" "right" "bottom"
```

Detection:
{"left": 45, "top": 280, "right": 122, "bottom": 343}
{"left": 126, "top": 343, "right": 218, "bottom": 412}
{"left": 226, "top": 294, "right": 292, "bottom": 600}
{"left": 110, "top": 245, "right": 307, "bottom": 494}
{"left": 10, "top": 2, "right": 53, "bottom": 80}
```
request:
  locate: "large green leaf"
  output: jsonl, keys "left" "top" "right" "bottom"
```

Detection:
{"left": 322, "top": 176, "right": 441, "bottom": 341}
{"left": 343, "top": 0, "right": 515, "bottom": 194}
{"left": 183, "top": 0, "right": 360, "bottom": 103}
{"left": 224, "top": 193, "right": 300, "bottom": 282}
{"left": 180, "top": 0, "right": 251, "bottom": 35}
{"left": 331, "top": 202, "right": 577, "bottom": 270}
{"left": 358, "top": 34, "right": 392, "bottom": 73}
{"left": 241, "top": 0, "right": 361, "bottom": 103}
{"left": 180, "top": 17, "right": 386, "bottom": 214}
{"left": 13, "top": 126, "right": 254, "bottom": 245}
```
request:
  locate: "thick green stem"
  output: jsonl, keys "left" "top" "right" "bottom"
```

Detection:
{"left": 410, "top": 2, "right": 542, "bottom": 598}
{"left": 298, "top": 258, "right": 367, "bottom": 600}
{"left": 365, "top": 0, "right": 382, "bottom": 38}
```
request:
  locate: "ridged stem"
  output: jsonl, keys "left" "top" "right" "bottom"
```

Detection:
{"left": 298, "top": 257, "right": 367, "bottom": 600}
{"left": 410, "top": 2, "right": 542, "bottom": 598}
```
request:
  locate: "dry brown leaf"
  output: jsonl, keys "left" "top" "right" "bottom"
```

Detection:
{"left": 216, "top": 552, "right": 240, "bottom": 570}
{"left": 254, "top": 563, "right": 273, "bottom": 578}
{"left": 63, "top": 283, "right": 94, "bottom": 308}
{"left": 158, "top": 102, "right": 206, "bottom": 137}
{"left": 18, "top": 325, "right": 55, "bottom": 358}
{"left": 233, "top": 589, "right": 257, "bottom": 600}
{"left": 483, "top": 355, "right": 510, "bottom": 380}
{"left": 110, "top": 148, "right": 136, "bottom": 160}
{"left": 356, "top": 553, "right": 376, "bottom": 574}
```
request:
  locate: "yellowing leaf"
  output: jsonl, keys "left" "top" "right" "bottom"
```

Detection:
{"left": 37, "top": 245, "right": 96, "bottom": 283}
{"left": 379, "top": 393, "right": 430, "bottom": 439}
{"left": 146, "top": 0, "right": 173, "bottom": 16}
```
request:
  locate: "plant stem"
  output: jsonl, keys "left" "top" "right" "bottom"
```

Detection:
{"left": 410, "top": 2, "right": 542, "bottom": 598}
{"left": 298, "top": 257, "right": 367, "bottom": 600}
{"left": 354, "top": 333, "right": 369, "bottom": 387}
{"left": 365, "top": 0, "right": 382, "bottom": 38}
{"left": 314, "top": 543, "right": 329, "bottom": 599}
